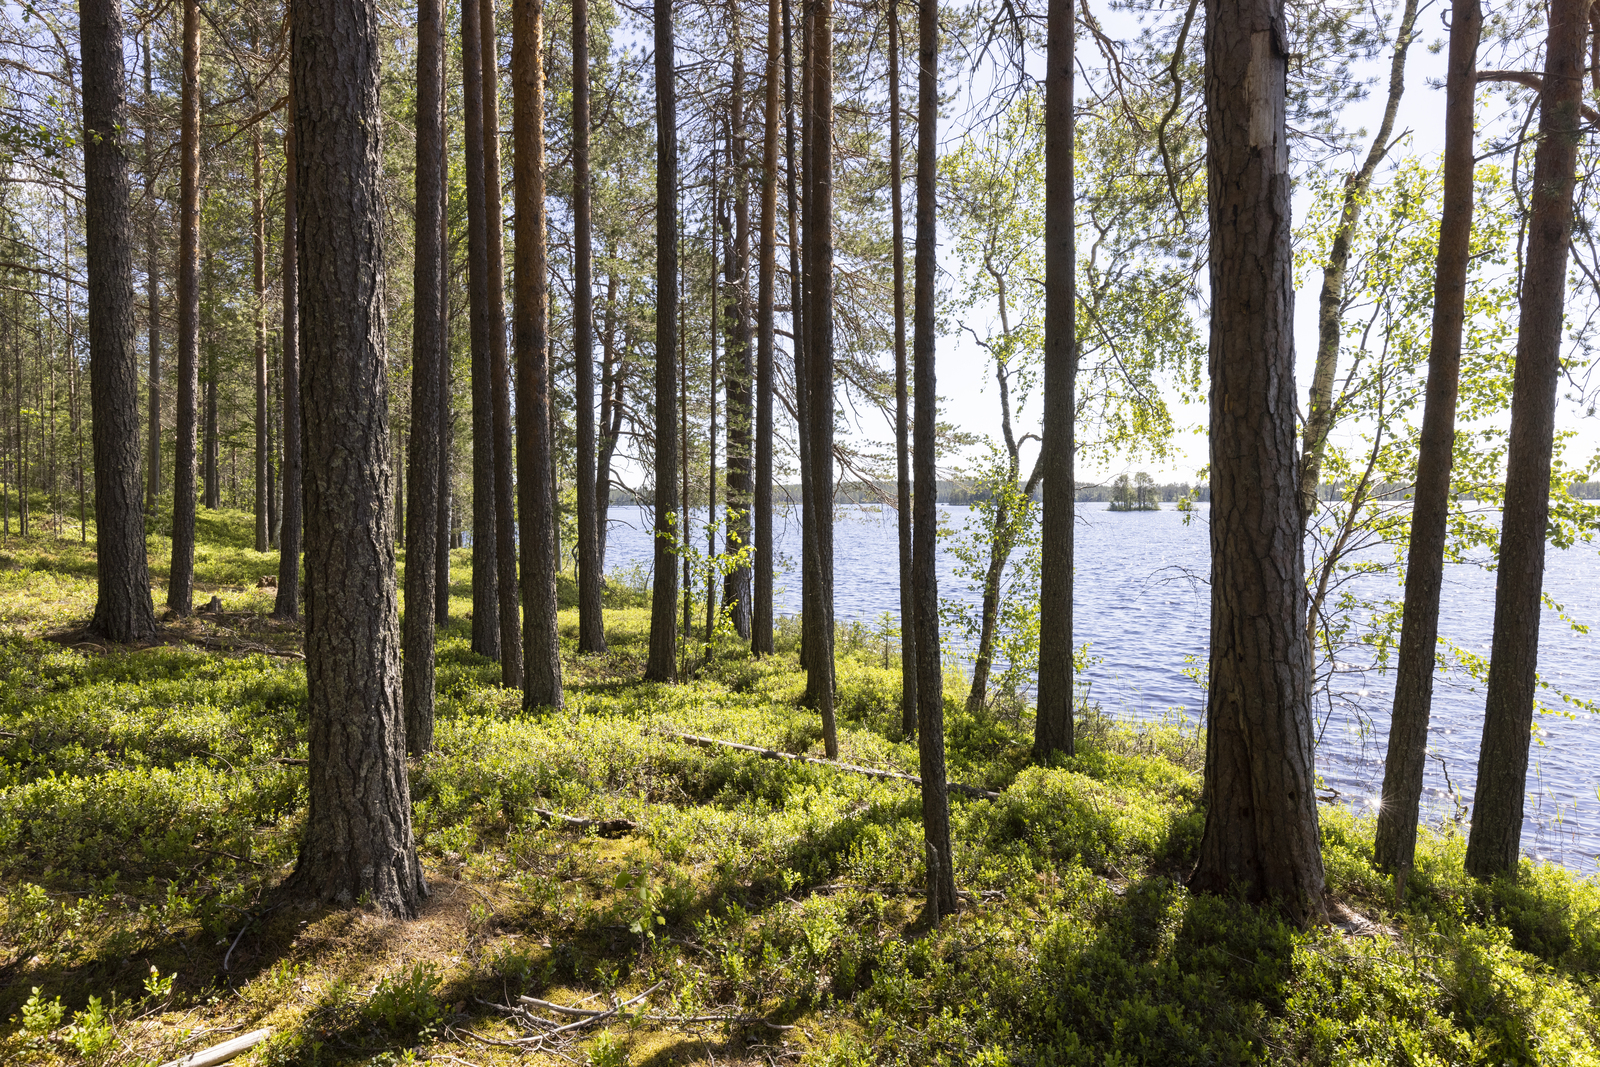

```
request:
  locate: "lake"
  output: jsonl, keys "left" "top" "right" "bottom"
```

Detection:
{"left": 601, "top": 502, "right": 1600, "bottom": 876}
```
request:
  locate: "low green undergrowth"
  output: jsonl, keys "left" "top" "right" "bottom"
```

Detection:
{"left": 0, "top": 518, "right": 1595, "bottom": 1065}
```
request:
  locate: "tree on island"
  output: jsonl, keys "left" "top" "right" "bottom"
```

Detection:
{"left": 1108, "top": 472, "right": 1160, "bottom": 511}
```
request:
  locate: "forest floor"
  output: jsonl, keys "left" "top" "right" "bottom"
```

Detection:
{"left": 0, "top": 509, "right": 1597, "bottom": 1066}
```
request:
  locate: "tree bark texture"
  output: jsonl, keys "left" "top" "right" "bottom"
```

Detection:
{"left": 82, "top": 0, "right": 158, "bottom": 643}
{"left": 888, "top": 0, "right": 916, "bottom": 735}
{"left": 254, "top": 127, "right": 270, "bottom": 552}
{"left": 1373, "top": 0, "right": 1479, "bottom": 880}
{"left": 1300, "top": 0, "right": 1420, "bottom": 523}
{"left": 143, "top": 32, "right": 161, "bottom": 514}
{"left": 404, "top": 0, "right": 446, "bottom": 756}
{"left": 644, "top": 0, "right": 680, "bottom": 683}
{"left": 1189, "top": 0, "right": 1325, "bottom": 926}
{"left": 572, "top": 0, "right": 606, "bottom": 653}
{"left": 794, "top": 0, "right": 814, "bottom": 678}
{"left": 463, "top": 0, "right": 500, "bottom": 660}
{"left": 752, "top": 0, "right": 780, "bottom": 656}
{"left": 482, "top": 0, "right": 524, "bottom": 687}
{"left": 1034, "top": 0, "right": 1075, "bottom": 759}
{"left": 513, "top": 0, "right": 564, "bottom": 709}
{"left": 169, "top": 0, "right": 201, "bottom": 616}
{"left": 596, "top": 280, "right": 623, "bottom": 574}
{"left": 275, "top": 108, "right": 303, "bottom": 619}
{"left": 723, "top": 31, "right": 754, "bottom": 640}
{"left": 912, "top": 0, "right": 956, "bottom": 919}
{"left": 435, "top": 397, "right": 453, "bottom": 623}
{"left": 285, "top": 0, "right": 427, "bottom": 917}
{"left": 803, "top": 0, "right": 837, "bottom": 753}
{"left": 1464, "top": 0, "right": 1585, "bottom": 881}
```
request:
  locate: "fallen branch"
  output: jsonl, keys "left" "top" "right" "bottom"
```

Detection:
{"left": 517, "top": 989, "right": 792, "bottom": 1031}
{"left": 157, "top": 1027, "right": 272, "bottom": 1067}
{"left": 665, "top": 731, "right": 1001, "bottom": 800}
{"left": 529, "top": 806, "right": 637, "bottom": 837}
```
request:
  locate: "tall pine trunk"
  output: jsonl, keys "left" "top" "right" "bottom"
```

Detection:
{"left": 794, "top": 0, "right": 814, "bottom": 678}
{"left": 83, "top": 0, "right": 158, "bottom": 642}
{"left": 482, "top": 0, "right": 524, "bottom": 686}
{"left": 513, "top": 0, "right": 564, "bottom": 709}
{"left": 284, "top": 0, "right": 428, "bottom": 917}
{"left": 752, "top": 0, "right": 780, "bottom": 655}
{"left": 1464, "top": 0, "right": 1586, "bottom": 881}
{"left": 1034, "top": 0, "right": 1075, "bottom": 758}
{"left": 464, "top": 0, "right": 501, "bottom": 659}
{"left": 723, "top": 28, "right": 754, "bottom": 639}
{"left": 253, "top": 127, "right": 269, "bottom": 552}
{"left": 143, "top": 32, "right": 161, "bottom": 514}
{"left": 644, "top": 0, "right": 680, "bottom": 682}
{"left": 1188, "top": 0, "right": 1325, "bottom": 926}
{"left": 275, "top": 104, "right": 303, "bottom": 619}
{"left": 169, "top": 0, "right": 201, "bottom": 616}
{"left": 404, "top": 0, "right": 447, "bottom": 754}
{"left": 888, "top": 0, "right": 915, "bottom": 734}
{"left": 596, "top": 276, "right": 623, "bottom": 575}
{"left": 912, "top": 0, "right": 955, "bottom": 919}
{"left": 1373, "top": 0, "right": 1480, "bottom": 882}
{"left": 572, "top": 0, "right": 606, "bottom": 653}
{"left": 802, "top": 0, "right": 836, "bottom": 753}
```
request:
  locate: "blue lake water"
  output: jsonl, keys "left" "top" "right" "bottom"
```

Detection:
{"left": 602, "top": 502, "right": 1600, "bottom": 875}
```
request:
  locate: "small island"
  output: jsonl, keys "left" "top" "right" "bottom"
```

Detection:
{"left": 1108, "top": 472, "right": 1162, "bottom": 511}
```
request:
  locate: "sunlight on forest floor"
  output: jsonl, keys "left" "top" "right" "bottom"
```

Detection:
{"left": 0, "top": 511, "right": 1596, "bottom": 1065}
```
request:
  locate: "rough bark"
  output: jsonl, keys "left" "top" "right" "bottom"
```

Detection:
{"left": 794, "top": 0, "right": 813, "bottom": 679}
{"left": 723, "top": 31, "right": 754, "bottom": 640}
{"left": 253, "top": 127, "right": 269, "bottom": 552}
{"left": 572, "top": 0, "right": 606, "bottom": 654}
{"left": 284, "top": 0, "right": 428, "bottom": 917}
{"left": 143, "top": 31, "right": 161, "bottom": 514}
{"left": 169, "top": 0, "right": 201, "bottom": 616}
{"left": 1373, "top": 0, "right": 1480, "bottom": 881}
{"left": 512, "top": 0, "right": 564, "bottom": 709}
{"left": 1034, "top": 0, "right": 1075, "bottom": 759}
{"left": 275, "top": 106, "right": 303, "bottom": 619}
{"left": 803, "top": 0, "right": 837, "bottom": 754}
{"left": 82, "top": 0, "right": 158, "bottom": 643}
{"left": 889, "top": 0, "right": 915, "bottom": 736}
{"left": 912, "top": 0, "right": 956, "bottom": 919}
{"left": 1188, "top": 0, "right": 1325, "bottom": 926}
{"left": 752, "top": 0, "right": 780, "bottom": 656}
{"left": 463, "top": 0, "right": 500, "bottom": 660}
{"left": 483, "top": 0, "right": 524, "bottom": 686}
{"left": 1464, "top": 0, "right": 1585, "bottom": 881}
{"left": 1300, "top": 0, "right": 1420, "bottom": 522}
{"left": 404, "top": 0, "right": 446, "bottom": 756}
{"left": 644, "top": 0, "right": 680, "bottom": 683}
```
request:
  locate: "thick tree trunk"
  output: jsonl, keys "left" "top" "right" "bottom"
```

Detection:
{"left": 1373, "top": 0, "right": 1480, "bottom": 882}
{"left": 723, "top": 32, "right": 754, "bottom": 640}
{"left": 275, "top": 107, "right": 303, "bottom": 619}
{"left": 572, "top": 0, "right": 606, "bottom": 653}
{"left": 1300, "top": 0, "right": 1419, "bottom": 523}
{"left": 82, "top": 0, "right": 158, "bottom": 643}
{"left": 482, "top": 0, "right": 523, "bottom": 686}
{"left": 253, "top": 127, "right": 269, "bottom": 552}
{"left": 1188, "top": 0, "right": 1325, "bottom": 926}
{"left": 644, "top": 0, "right": 679, "bottom": 682}
{"left": 143, "top": 32, "right": 161, "bottom": 514}
{"left": 912, "top": 0, "right": 955, "bottom": 919}
{"left": 1464, "top": 0, "right": 1585, "bottom": 881}
{"left": 513, "top": 0, "right": 564, "bottom": 709}
{"left": 404, "top": 0, "right": 446, "bottom": 755}
{"left": 1034, "top": 0, "right": 1075, "bottom": 759}
{"left": 285, "top": 0, "right": 428, "bottom": 917}
{"left": 752, "top": 0, "right": 780, "bottom": 656}
{"left": 463, "top": 0, "right": 500, "bottom": 660}
{"left": 169, "top": 0, "right": 201, "bottom": 616}
{"left": 889, "top": 0, "right": 915, "bottom": 736}
{"left": 803, "top": 0, "right": 837, "bottom": 753}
